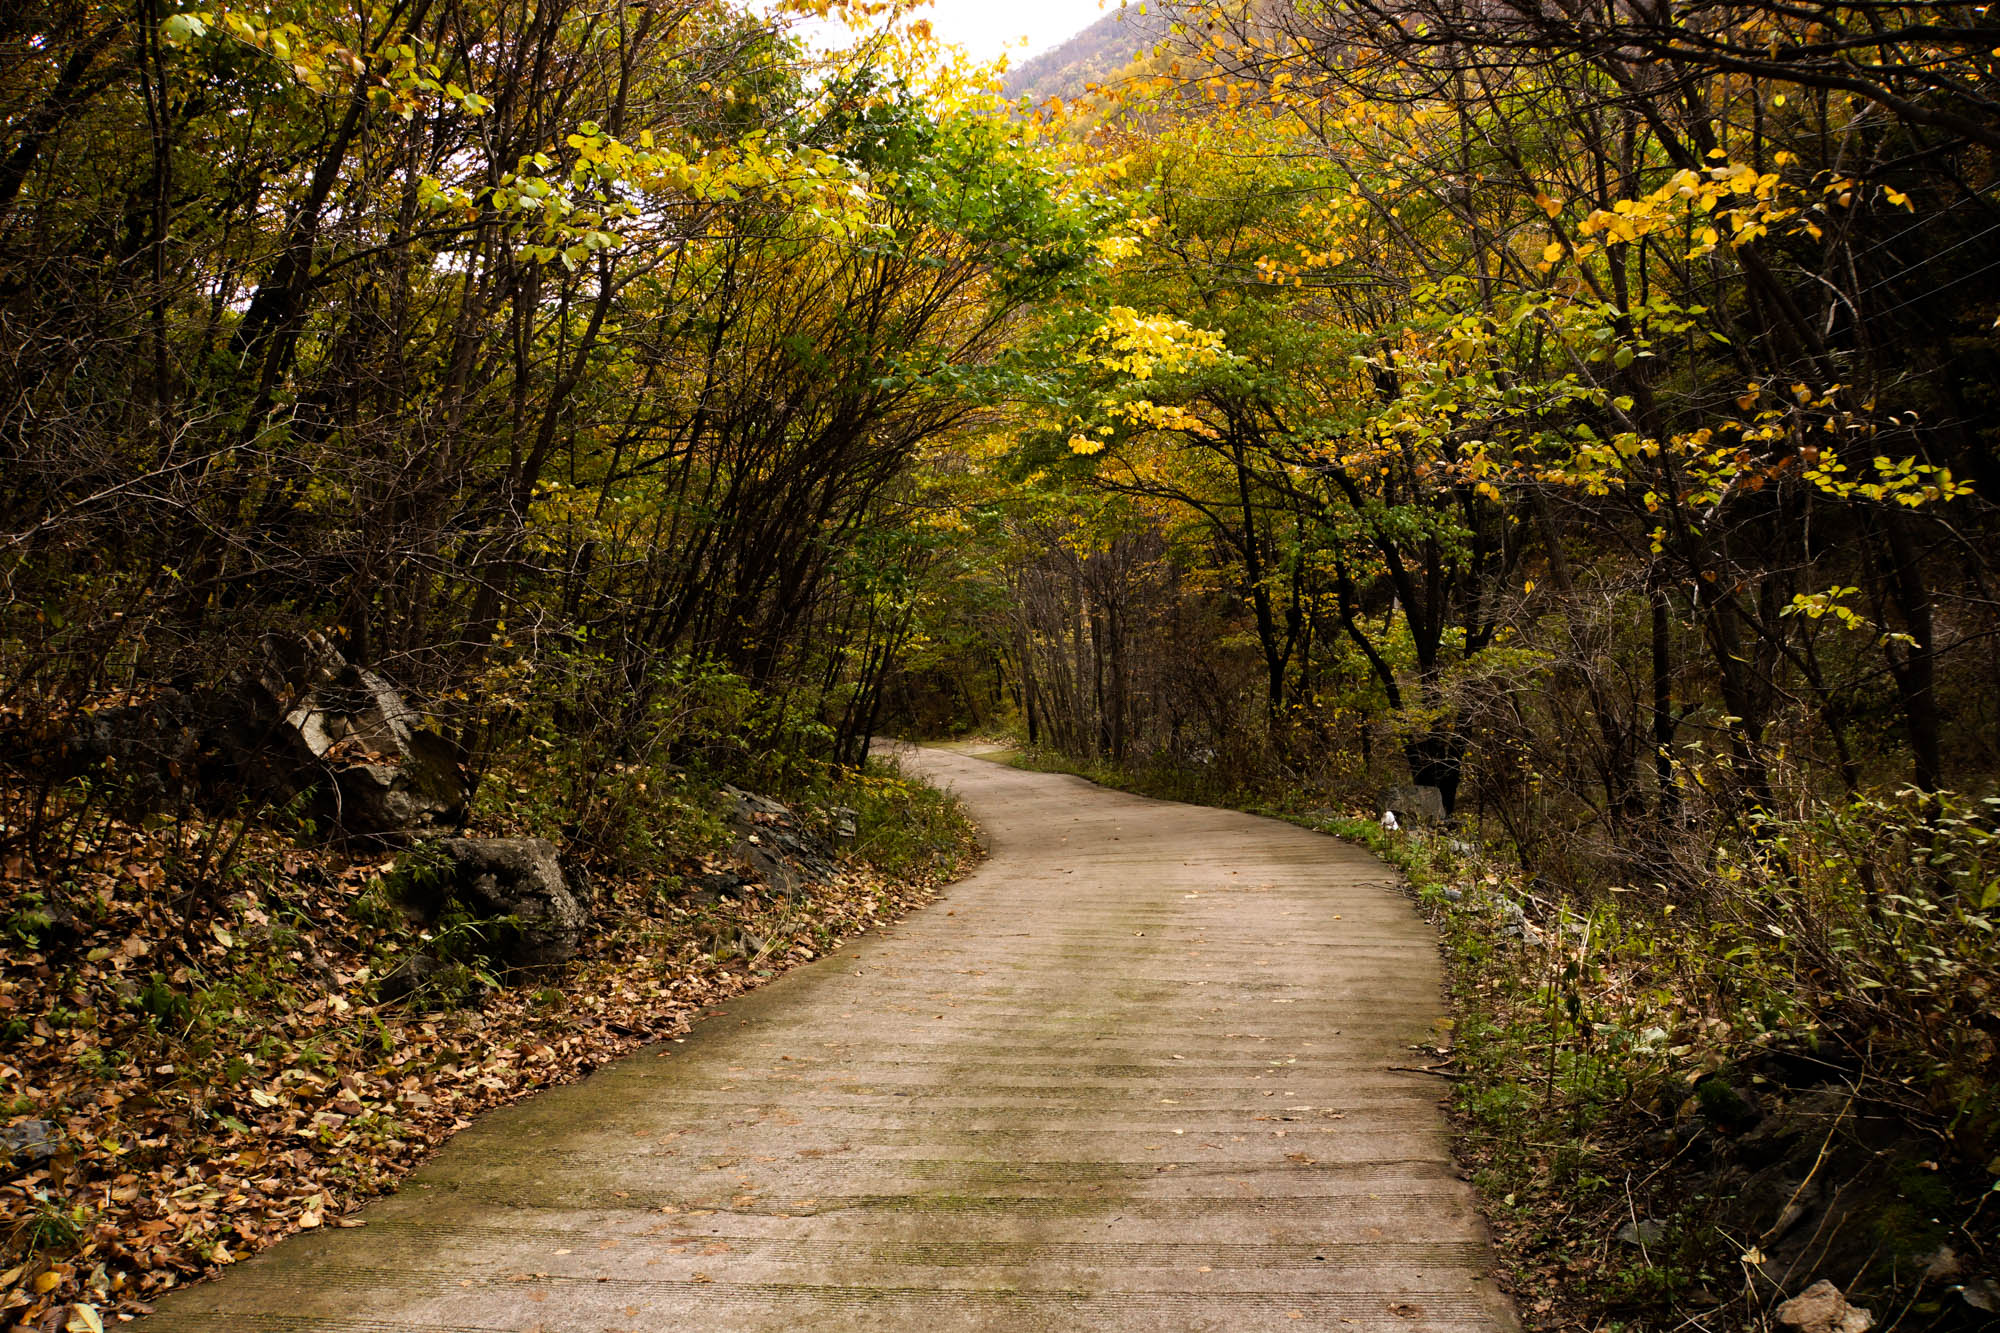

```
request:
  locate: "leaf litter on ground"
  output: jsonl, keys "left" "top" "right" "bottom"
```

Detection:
{"left": 1, "top": 798, "right": 971, "bottom": 1328}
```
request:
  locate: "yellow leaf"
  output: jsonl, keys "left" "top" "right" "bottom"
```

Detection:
{"left": 34, "top": 1271, "right": 61, "bottom": 1294}
{"left": 66, "top": 1304, "right": 104, "bottom": 1333}
{"left": 1541, "top": 241, "right": 1564, "bottom": 263}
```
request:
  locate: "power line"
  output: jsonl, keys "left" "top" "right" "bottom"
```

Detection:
{"left": 1867, "top": 250, "right": 2000, "bottom": 320}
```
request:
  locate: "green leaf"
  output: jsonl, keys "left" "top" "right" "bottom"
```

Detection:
{"left": 160, "top": 13, "right": 206, "bottom": 44}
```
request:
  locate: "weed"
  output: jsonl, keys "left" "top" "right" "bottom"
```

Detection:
{"left": 16, "top": 1197, "right": 91, "bottom": 1257}
{"left": 132, "top": 972, "right": 191, "bottom": 1030}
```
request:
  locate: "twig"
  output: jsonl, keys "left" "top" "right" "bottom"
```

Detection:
{"left": 1626, "top": 1170, "right": 1652, "bottom": 1267}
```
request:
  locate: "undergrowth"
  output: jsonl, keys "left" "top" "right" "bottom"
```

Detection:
{"left": 0, "top": 747, "right": 976, "bottom": 1327}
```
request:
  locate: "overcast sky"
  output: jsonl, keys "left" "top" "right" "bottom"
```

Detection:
{"left": 917, "top": 0, "right": 1112, "bottom": 63}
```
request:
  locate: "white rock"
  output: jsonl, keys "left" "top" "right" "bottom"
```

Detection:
{"left": 1776, "top": 1280, "right": 1873, "bottom": 1333}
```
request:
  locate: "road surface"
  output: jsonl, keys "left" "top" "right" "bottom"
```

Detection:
{"left": 145, "top": 747, "right": 1514, "bottom": 1332}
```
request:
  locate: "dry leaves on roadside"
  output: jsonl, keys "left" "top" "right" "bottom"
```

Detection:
{"left": 2, "top": 811, "right": 955, "bottom": 1329}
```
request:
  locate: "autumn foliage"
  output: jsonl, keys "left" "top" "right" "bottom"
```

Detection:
{"left": 892, "top": 1, "right": 2000, "bottom": 1324}
{"left": 7, "top": 0, "right": 2000, "bottom": 1326}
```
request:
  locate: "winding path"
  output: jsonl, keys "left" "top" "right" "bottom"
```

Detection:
{"left": 147, "top": 747, "right": 1515, "bottom": 1332}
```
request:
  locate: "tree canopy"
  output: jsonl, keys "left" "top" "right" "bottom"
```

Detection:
{"left": 6, "top": 0, "right": 2000, "bottom": 1322}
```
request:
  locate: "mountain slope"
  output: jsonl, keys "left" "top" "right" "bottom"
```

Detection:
{"left": 1002, "top": 5, "right": 1173, "bottom": 103}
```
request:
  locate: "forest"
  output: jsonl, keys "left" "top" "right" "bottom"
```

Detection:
{"left": 4, "top": 0, "right": 1999, "bottom": 1328}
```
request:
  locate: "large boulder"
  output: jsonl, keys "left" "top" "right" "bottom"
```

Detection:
{"left": 715, "top": 785, "right": 840, "bottom": 897}
{"left": 1381, "top": 783, "right": 1447, "bottom": 826}
{"left": 431, "top": 837, "right": 588, "bottom": 967}
{"left": 63, "top": 690, "right": 206, "bottom": 813}
{"left": 62, "top": 633, "right": 467, "bottom": 840}
{"left": 244, "top": 634, "right": 466, "bottom": 839}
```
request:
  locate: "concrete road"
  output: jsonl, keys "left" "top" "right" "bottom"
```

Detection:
{"left": 145, "top": 748, "right": 1515, "bottom": 1332}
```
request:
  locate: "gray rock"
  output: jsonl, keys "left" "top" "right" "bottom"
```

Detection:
{"left": 1616, "top": 1218, "right": 1665, "bottom": 1247}
{"left": 1, "top": 1119, "right": 61, "bottom": 1174}
{"left": 1775, "top": 1280, "right": 1872, "bottom": 1333}
{"left": 434, "top": 838, "right": 588, "bottom": 967}
{"left": 265, "top": 639, "right": 466, "bottom": 839}
{"left": 59, "top": 634, "right": 465, "bottom": 839}
{"left": 690, "top": 868, "right": 755, "bottom": 903}
{"left": 558, "top": 850, "right": 596, "bottom": 906}
{"left": 65, "top": 690, "right": 204, "bottom": 811}
{"left": 376, "top": 953, "right": 450, "bottom": 1003}
{"left": 731, "top": 833, "right": 803, "bottom": 897}
{"left": 1732, "top": 1085, "right": 1842, "bottom": 1152}
{"left": 1382, "top": 784, "right": 1446, "bottom": 825}
{"left": 1496, "top": 898, "right": 1547, "bottom": 945}
{"left": 715, "top": 786, "right": 840, "bottom": 896}
{"left": 158, "top": 632, "right": 469, "bottom": 839}
{"left": 1441, "top": 887, "right": 1463, "bottom": 903}
{"left": 1921, "top": 1245, "right": 1962, "bottom": 1282}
